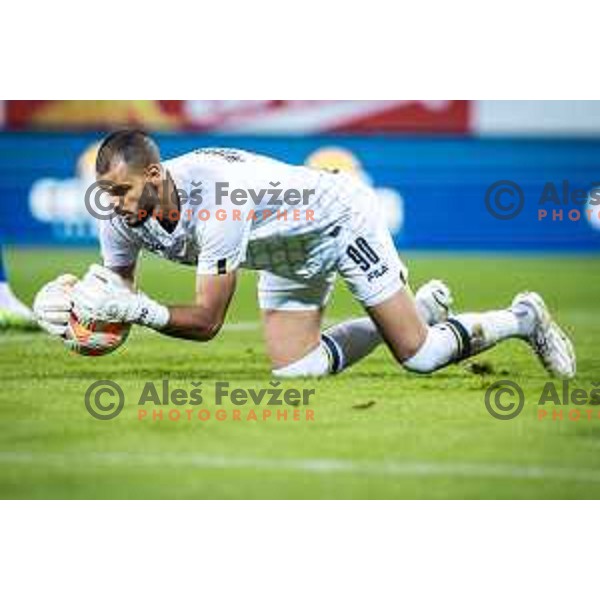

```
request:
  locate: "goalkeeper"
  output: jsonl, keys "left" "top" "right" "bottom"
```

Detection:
{"left": 34, "top": 131, "right": 575, "bottom": 379}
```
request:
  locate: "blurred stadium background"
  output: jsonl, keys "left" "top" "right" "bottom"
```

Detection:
{"left": 1, "top": 100, "right": 600, "bottom": 499}
{"left": 1, "top": 100, "right": 600, "bottom": 250}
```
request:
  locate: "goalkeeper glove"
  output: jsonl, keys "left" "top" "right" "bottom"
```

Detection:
{"left": 71, "top": 264, "right": 170, "bottom": 330}
{"left": 33, "top": 274, "right": 78, "bottom": 337}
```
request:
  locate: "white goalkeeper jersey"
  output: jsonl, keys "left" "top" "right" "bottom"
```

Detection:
{"left": 99, "top": 148, "right": 365, "bottom": 281}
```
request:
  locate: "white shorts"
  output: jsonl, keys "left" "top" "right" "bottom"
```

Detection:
{"left": 258, "top": 179, "right": 408, "bottom": 311}
{"left": 258, "top": 271, "right": 337, "bottom": 311}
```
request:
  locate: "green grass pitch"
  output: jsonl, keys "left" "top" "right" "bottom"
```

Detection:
{"left": 1, "top": 247, "right": 599, "bottom": 498}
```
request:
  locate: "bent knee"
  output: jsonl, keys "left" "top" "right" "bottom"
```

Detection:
{"left": 403, "top": 351, "right": 440, "bottom": 374}
{"left": 401, "top": 326, "right": 453, "bottom": 374}
{"left": 271, "top": 343, "right": 331, "bottom": 378}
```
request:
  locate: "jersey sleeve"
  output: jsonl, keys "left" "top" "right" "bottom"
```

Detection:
{"left": 98, "top": 218, "right": 141, "bottom": 268}
{"left": 195, "top": 205, "right": 253, "bottom": 276}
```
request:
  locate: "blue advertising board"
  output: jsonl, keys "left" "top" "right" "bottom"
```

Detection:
{"left": 1, "top": 132, "right": 599, "bottom": 251}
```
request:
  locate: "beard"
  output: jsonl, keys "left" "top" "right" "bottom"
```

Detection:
{"left": 127, "top": 183, "right": 161, "bottom": 227}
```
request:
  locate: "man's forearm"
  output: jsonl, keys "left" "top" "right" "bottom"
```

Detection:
{"left": 159, "top": 305, "right": 223, "bottom": 341}
{"left": 101, "top": 268, "right": 234, "bottom": 341}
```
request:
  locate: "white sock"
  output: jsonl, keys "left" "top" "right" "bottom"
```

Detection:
{"left": 404, "top": 308, "right": 530, "bottom": 373}
{"left": 0, "top": 282, "right": 33, "bottom": 317}
{"left": 273, "top": 317, "right": 382, "bottom": 378}
{"left": 322, "top": 317, "right": 382, "bottom": 372}
{"left": 0, "top": 282, "right": 12, "bottom": 303}
{"left": 403, "top": 324, "right": 461, "bottom": 373}
{"left": 272, "top": 344, "right": 330, "bottom": 378}
{"left": 452, "top": 309, "right": 524, "bottom": 352}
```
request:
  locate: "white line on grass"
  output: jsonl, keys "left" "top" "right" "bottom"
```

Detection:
{"left": 1, "top": 452, "right": 600, "bottom": 484}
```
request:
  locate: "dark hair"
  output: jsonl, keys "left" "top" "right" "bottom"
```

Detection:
{"left": 95, "top": 130, "right": 160, "bottom": 175}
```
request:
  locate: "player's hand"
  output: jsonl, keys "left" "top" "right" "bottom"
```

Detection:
{"left": 71, "top": 264, "right": 169, "bottom": 329}
{"left": 33, "top": 274, "right": 79, "bottom": 337}
{"left": 71, "top": 264, "right": 138, "bottom": 324}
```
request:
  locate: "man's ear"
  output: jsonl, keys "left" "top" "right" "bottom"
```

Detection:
{"left": 145, "top": 163, "right": 162, "bottom": 183}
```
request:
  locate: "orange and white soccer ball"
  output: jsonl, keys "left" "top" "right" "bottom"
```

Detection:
{"left": 62, "top": 266, "right": 131, "bottom": 357}
{"left": 67, "top": 311, "right": 131, "bottom": 356}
